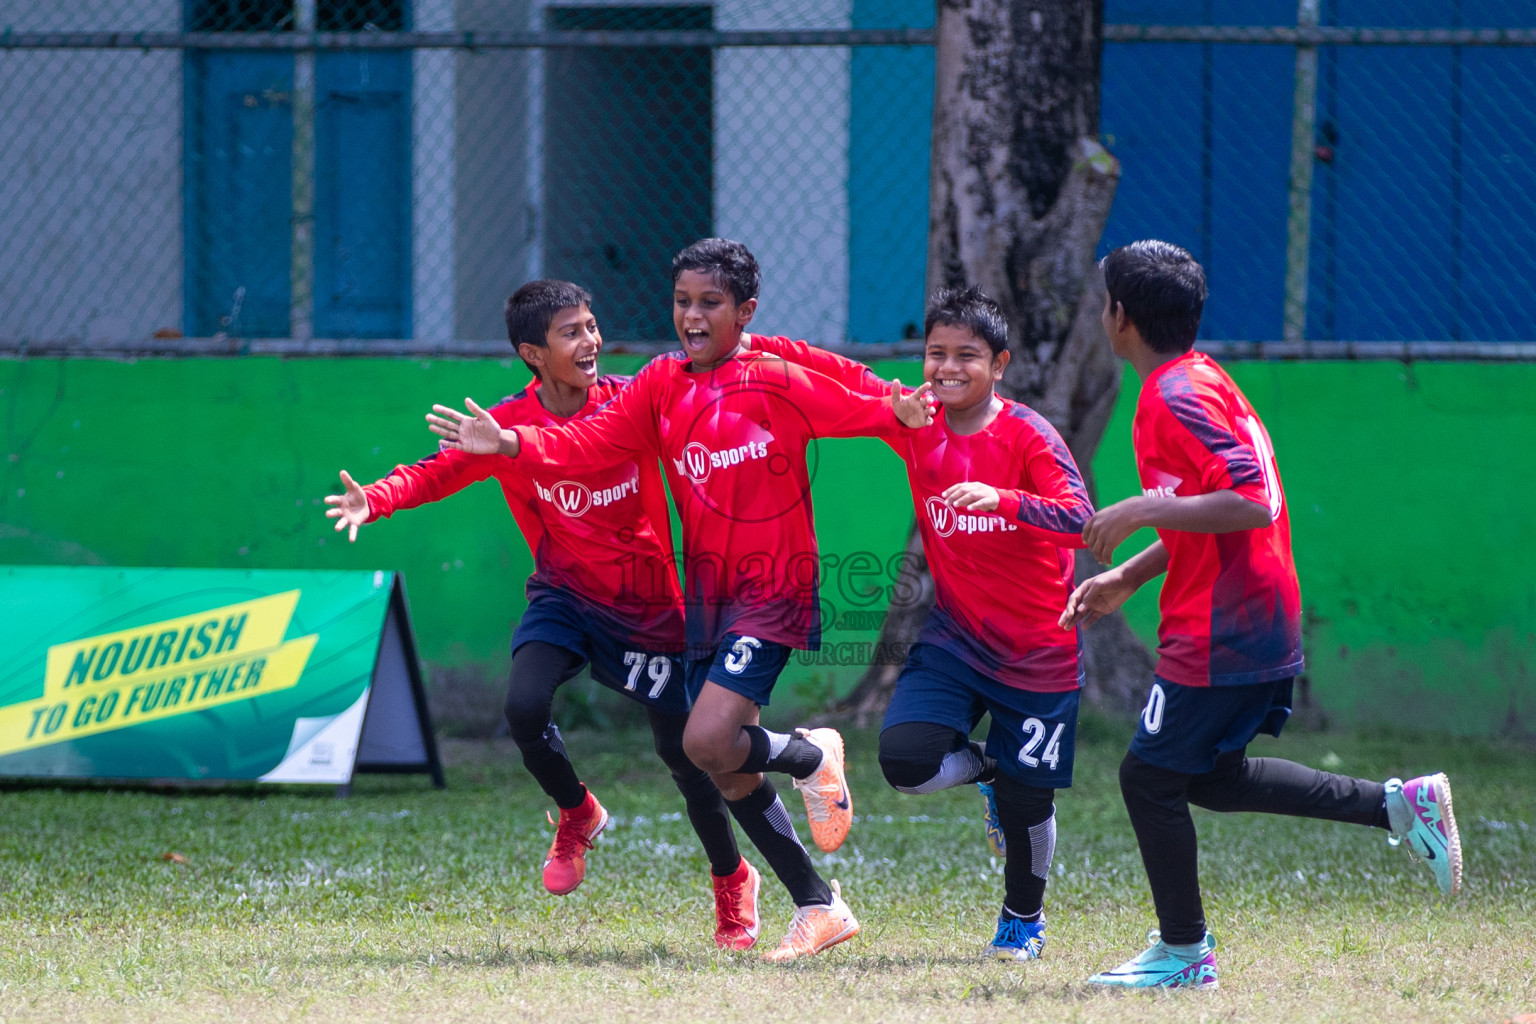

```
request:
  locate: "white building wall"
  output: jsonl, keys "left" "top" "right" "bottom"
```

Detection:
{"left": 716, "top": 0, "right": 851, "bottom": 344}
{"left": 451, "top": 0, "right": 538, "bottom": 341}
{"left": 0, "top": 1, "right": 183, "bottom": 340}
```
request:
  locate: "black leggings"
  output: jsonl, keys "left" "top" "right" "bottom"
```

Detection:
{"left": 504, "top": 641, "right": 740, "bottom": 875}
{"left": 1120, "top": 748, "right": 1390, "bottom": 944}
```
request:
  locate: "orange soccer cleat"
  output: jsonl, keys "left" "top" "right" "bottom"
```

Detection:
{"left": 541, "top": 788, "right": 610, "bottom": 895}
{"left": 761, "top": 879, "right": 861, "bottom": 962}
{"left": 791, "top": 727, "right": 853, "bottom": 852}
{"left": 712, "top": 858, "right": 762, "bottom": 950}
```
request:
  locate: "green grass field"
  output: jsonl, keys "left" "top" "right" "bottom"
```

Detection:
{"left": 0, "top": 720, "right": 1531, "bottom": 1023}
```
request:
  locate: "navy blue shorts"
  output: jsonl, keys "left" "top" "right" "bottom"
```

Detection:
{"left": 684, "top": 634, "right": 795, "bottom": 707}
{"left": 1129, "top": 675, "right": 1294, "bottom": 774}
{"left": 882, "top": 643, "right": 1080, "bottom": 788}
{"left": 511, "top": 592, "right": 690, "bottom": 716}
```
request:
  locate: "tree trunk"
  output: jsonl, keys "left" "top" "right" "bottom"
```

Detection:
{"left": 838, "top": 0, "right": 1152, "bottom": 725}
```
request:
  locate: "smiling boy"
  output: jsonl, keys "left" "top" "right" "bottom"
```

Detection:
{"left": 427, "top": 239, "right": 935, "bottom": 961}
{"left": 752, "top": 286, "right": 1095, "bottom": 961}
{"left": 325, "top": 280, "right": 761, "bottom": 950}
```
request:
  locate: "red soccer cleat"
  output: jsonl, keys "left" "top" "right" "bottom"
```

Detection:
{"left": 712, "top": 858, "right": 763, "bottom": 950}
{"left": 541, "top": 789, "right": 610, "bottom": 895}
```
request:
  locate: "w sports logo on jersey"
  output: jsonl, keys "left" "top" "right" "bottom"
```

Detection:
{"left": 673, "top": 440, "right": 771, "bottom": 484}
{"left": 534, "top": 475, "right": 640, "bottom": 518}
{"left": 924, "top": 496, "right": 1018, "bottom": 539}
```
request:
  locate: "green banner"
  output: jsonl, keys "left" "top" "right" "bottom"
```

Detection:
{"left": 0, "top": 566, "right": 440, "bottom": 785}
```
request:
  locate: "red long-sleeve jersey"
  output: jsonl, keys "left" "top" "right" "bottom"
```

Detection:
{"left": 753, "top": 336, "right": 1093, "bottom": 692}
{"left": 1134, "top": 352, "right": 1303, "bottom": 687}
{"left": 361, "top": 376, "right": 685, "bottom": 650}
{"left": 508, "top": 344, "right": 907, "bottom": 655}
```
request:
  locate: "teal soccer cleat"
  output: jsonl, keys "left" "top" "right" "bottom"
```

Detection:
{"left": 1386, "top": 773, "right": 1463, "bottom": 895}
{"left": 977, "top": 781, "right": 1006, "bottom": 857}
{"left": 1087, "top": 930, "right": 1218, "bottom": 989}
{"left": 986, "top": 911, "right": 1045, "bottom": 961}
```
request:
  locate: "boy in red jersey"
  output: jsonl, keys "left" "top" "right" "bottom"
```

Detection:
{"left": 1064, "top": 241, "right": 1463, "bottom": 990}
{"left": 427, "top": 239, "right": 935, "bottom": 961}
{"left": 325, "top": 280, "right": 761, "bottom": 950}
{"left": 751, "top": 286, "right": 1095, "bottom": 962}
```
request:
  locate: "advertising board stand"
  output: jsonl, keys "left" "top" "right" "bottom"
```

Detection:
{"left": 0, "top": 566, "right": 445, "bottom": 793}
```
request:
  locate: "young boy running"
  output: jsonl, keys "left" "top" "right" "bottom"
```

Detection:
{"left": 751, "top": 287, "right": 1095, "bottom": 961}
{"left": 325, "top": 280, "right": 762, "bottom": 950}
{"left": 1062, "top": 240, "right": 1462, "bottom": 990}
{"left": 427, "top": 239, "right": 935, "bottom": 961}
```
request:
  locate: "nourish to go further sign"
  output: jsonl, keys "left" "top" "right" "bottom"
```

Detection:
{"left": 0, "top": 566, "right": 442, "bottom": 788}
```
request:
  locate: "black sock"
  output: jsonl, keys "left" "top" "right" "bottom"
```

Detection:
{"left": 516, "top": 722, "right": 588, "bottom": 810}
{"left": 672, "top": 769, "right": 742, "bottom": 876}
{"left": 737, "top": 726, "right": 823, "bottom": 779}
{"left": 1001, "top": 903, "right": 1042, "bottom": 923}
{"left": 993, "top": 775, "right": 1056, "bottom": 920}
{"left": 726, "top": 779, "right": 832, "bottom": 906}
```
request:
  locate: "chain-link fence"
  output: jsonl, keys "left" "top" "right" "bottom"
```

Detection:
{"left": 1, "top": 1, "right": 1534, "bottom": 357}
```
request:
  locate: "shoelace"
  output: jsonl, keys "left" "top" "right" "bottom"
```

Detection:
{"left": 997, "top": 916, "right": 1039, "bottom": 943}
{"left": 794, "top": 743, "right": 839, "bottom": 823}
{"left": 714, "top": 877, "right": 753, "bottom": 931}
{"left": 799, "top": 780, "right": 835, "bottom": 823}
{"left": 778, "top": 904, "right": 822, "bottom": 951}
{"left": 546, "top": 809, "right": 597, "bottom": 861}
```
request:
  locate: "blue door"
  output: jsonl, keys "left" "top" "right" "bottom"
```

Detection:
{"left": 314, "top": 52, "right": 411, "bottom": 338}
{"left": 185, "top": 53, "right": 295, "bottom": 337}
{"left": 186, "top": 0, "right": 411, "bottom": 340}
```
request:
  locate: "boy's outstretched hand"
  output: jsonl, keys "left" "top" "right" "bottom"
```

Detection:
{"left": 892, "top": 380, "right": 936, "bottom": 428}
{"left": 1059, "top": 567, "right": 1138, "bottom": 630}
{"left": 427, "top": 397, "right": 506, "bottom": 455}
{"left": 941, "top": 481, "right": 1000, "bottom": 512}
{"left": 323, "top": 469, "right": 370, "bottom": 543}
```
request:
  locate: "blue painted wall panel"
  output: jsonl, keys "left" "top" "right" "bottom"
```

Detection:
{"left": 1459, "top": 49, "right": 1536, "bottom": 340}
{"left": 1311, "top": 45, "right": 1455, "bottom": 339}
{"left": 1206, "top": 43, "right": 1291, "bottom": 340}
{"left": 1099, "top": 43, "right": 1205, "bottom": 263}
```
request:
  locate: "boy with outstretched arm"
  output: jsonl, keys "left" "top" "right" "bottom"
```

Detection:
{"left": 428, "top": 239, "right": 935, "bottom": 961}
{"left": 325, "top": 280, "right": 762, "bottom": 950}
{"left": 750, "top": 287, "right": 1095, "bottom": 961}
{"left": 1063, "top": 240, "right": 1462, "bottom": 990}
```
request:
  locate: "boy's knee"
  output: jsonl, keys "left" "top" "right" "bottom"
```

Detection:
{"left": 878, "top": 749, "right": 944, "bottom": 793}
{"left": 503, "top": 690, "right": 551, "bottom": 746}
{"left": 682, "top": 724, "right": 740, "bottom": 775}
{"left": 877, "top": 721, "right": 959, "bottom": 793}
{"left": 652, "top": 726, "right": 694, "bottom": 776}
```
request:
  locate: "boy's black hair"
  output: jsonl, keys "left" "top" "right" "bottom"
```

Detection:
{"left": 923, "top": 285, "right": 1009, "bottom": 355}
{"left": 503, "top": 279, "right": 593, "bottom": 377}
{"left": 671, "top": 238, "right": 761, "bottom": 305}
{"left": 1100, "top": 241, "right": 1207, "bottom": 353}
